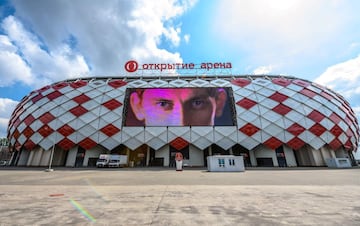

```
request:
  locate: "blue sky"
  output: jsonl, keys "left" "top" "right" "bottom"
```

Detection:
{"left": 1, "top": 0, "right": 360, "bottom": 154}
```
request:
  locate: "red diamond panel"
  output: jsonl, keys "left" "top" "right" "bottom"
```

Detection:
{"left": 329, "top": 113, "right": 341, "bottom": 124}
{"left": 38, "top": 125, "right": 54, "bottom": 138}
{"left": 39, "top": 112, "right": 55, "bottom": 124}
{"left": 57, "top": 124, "right": 75, "bottom": 137}
{"left": 24, "top": 115, "right": 35, "bottom": 126}
{"left": 329, "top": 138, "right": 342, "bottom": 150}
{"left": 23, "top": 127, "right": 35, "bottom": 138}
{"left": 239, "top": 123, "right": 260, "bottom": 136}
{"left": 38, "top": 85, "right": 51, "bottom": 93}
{"left": 108, "top": 80, "right": 127, "bottom": 88}
{"left": 272, "top": 104, "right": 292, "bottom": 115}
{"left": 300, "top": 88, "right": 317, "bottom": 98}
{"left": 307, "top": 110, "right": 325, "bottom": 123}
{"left": 309, "top": 123, "right": 326, "bottom": 136}
{"left": 287, "top": 137, "right": 305, "bottom": 150}
{"left": 14, "top": 141, "right": 21, "bottom": 151}
{"left": 272, "top": 78, "right": 291, "bottom": 87}
{"left": 101, "top": 124, "right": 120, "bottom": 137}
{"left": 330, "top": 125, "right": 343, "bottom": 137}
{"left": 236, "top": 98, "right": 257, "bottom": 110}
{"left": 24, "top": 140, "right": 36, "bottom": 150}
{"left": 52, "top": 82, "right": 68, "bottom": 90}
{"left": 231, "top": 78, "right": 251, "bottom": 87}
{"left": 31, "top": 93, "right": 43, "bottom": 103}
{"left": 269, "top": 92, "right": 288, "bottom": 102}
{"left": 292, "top": 80, "right": 310, "bottom": 87}
{"left": 70, "top": 105, "right": 88, "bottom": 117}
{"left": 73, "top": 94, "right": 91, "bottom": 104}
{"left": 103, "top": 99, "right": 122, "bottom": 110}
{"left": 13, "top": 129, "right": 20, "bottom": 139}
{"left": 58, "top": 138, "right": 75, "bottom": 150}
{"left": 264, "top": 137, "right": 283, "bottom": 150}
{"left": 344, "top": 139, "right": 352, "bottom": 150}
{"left": 47, "top": 91, "right": 62, "bottom": 100}
{"left": 79, "top": 137, "right": 97, "bottom": 150}
{"left": 170, "top": 137, "right": 189, "bottom": 150}
{"left": 287, "top": 123, "right": 305, "bottom": 136}
{"left": 70, "top": 80, "right": 87, "bottom": 89}
{"left": 320, "top": 91, "right": 333, "bottom": 100}
{"left": 346, "top": 128, "right": 354, "bottom": 138}
{"left": 13, "top": 118, "right": 21, "bottom": 128}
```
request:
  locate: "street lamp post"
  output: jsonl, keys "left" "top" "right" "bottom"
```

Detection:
{"left": 45, "top": 144, "right": 55, "bottom": 172}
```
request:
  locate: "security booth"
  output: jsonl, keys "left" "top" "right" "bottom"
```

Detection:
{"left": 207, "top": 155, "right": 245, "bottom": 172}
{"left": 325, "top": 158, "right": 352, "bottom": 168}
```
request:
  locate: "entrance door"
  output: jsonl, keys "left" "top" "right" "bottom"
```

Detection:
{"left": 148, "top": 147, "right": 163, "bottom": 166}
{"left": 75, "top": 147, "right": 85, "bottom": 167}
{"left": 232, "top": 144, "right": 251, "bottom": 167}
{"left": 275, "top": 146, "right": 287, "bottom": 167}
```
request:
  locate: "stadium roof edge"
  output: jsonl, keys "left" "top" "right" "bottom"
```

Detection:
{"left": 58, "top": 74, "right": 300, "bottom": 83}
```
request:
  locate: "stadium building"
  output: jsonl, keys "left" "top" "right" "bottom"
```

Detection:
{"left": 6, "top": 75, "right": 359, "bottom": 168}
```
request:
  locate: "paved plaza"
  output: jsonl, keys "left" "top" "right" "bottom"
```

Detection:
{"left": 0, "top": 167, "right": 360, "bottom": 225}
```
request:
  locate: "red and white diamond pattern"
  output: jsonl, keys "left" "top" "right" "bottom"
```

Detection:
{"left": 8, "top": 79, "right": 127, "bottom": 151}
{"left": 7, "top": 76, "right": 359, "bottom": 153}
{"left": 233, "top": 77, "right": 359, "bottom": 151}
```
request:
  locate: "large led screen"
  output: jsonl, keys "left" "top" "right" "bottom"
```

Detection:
{"left": 124, "top": 87, "right": 236, "bottom": 126}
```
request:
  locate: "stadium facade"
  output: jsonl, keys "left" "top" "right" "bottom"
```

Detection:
{"left": 6, "top": 75, "right": 359, "bottom": 167}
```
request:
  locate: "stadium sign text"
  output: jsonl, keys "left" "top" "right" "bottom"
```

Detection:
{"left": 124, "top": 60, "right": 232, "bottom": 73}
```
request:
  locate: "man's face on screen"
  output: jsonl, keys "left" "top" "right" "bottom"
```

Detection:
{"left": 130, "top": 88, "right": 226, "bottom": 126}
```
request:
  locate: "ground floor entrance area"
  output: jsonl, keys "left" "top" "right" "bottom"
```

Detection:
{"left": 10, "top": 142, "right": 354, "bottom": 168}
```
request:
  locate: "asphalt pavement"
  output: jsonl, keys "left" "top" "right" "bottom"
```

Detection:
{"left": 0, "top": 167, "right": 359, "bottom": 225}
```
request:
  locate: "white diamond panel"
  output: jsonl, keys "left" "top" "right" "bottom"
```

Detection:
{"left": 102, "top": 137, "right": 119, "bottom": 150}
{"left": 169, "top": 79, "right": 189, "bottom": 87}
{"left": 191, "top": 136, "right": 212, "bottom": 150}
{"left": 309, "top": 137, "right": 325, "bottom": 149}
{"left": 211, "top": 79, "right": 231, "bottom": 87}
{"left": 240, "top": 137, "right": 259, "bottom": 150}
{"left": 168, "top": 127, "right": 190, "bottom": 142}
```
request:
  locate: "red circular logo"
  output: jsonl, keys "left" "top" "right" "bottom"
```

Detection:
{"left": 124, "top": 60, "right": 138, "bottom": 72}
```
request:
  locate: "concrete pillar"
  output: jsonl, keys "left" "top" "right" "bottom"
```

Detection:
{"left": 284, "top": 146, "right": 297, "bottom": 167}
{"left": 320, "top": 147, "right": 332, "bottom": 163}
{"left": 229, "top": 147, "right": 233, "bottom": 155}
{"left": 249, "top": 150, "right": 256, "bottom": 166}
{"left": 40, "top": 148, "right": 51, "bottom": 166}
{"left": 126, "top": 148, "right": 130, "bottom": 165}
{"left": 311, "top": 148, "right": 325, "bottom": 166}
{"left": 146, "top": 146, "right": 150, "bottom": 166}
{"left": 27, "top": 150, "right": 34, "bottom": 166}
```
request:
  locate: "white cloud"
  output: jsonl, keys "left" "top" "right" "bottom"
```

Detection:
{"left": 315, "top": 56, "right": 360, "bottom": 154}
{"left": 0, "top": 35, "right": 33, "bottom": 86}
{"left": 0, "top": 98, "right": 18, "bottom": 138}
{"left": 314, "top": 54, "right": 360, "bottom": 97}
{"left": 184, "top": 34, "right": 190, "bottom": 44}
{"left": 9, "top": 0, "right": 196, "bottom": 75}
{"left": 253, "top": 65, "right": 273, "bottom": 75}
{"left": 353, "top": 106, "right": 360, "bottom": 117}
{"left": 1, "top": 16, "right": 90, "bottom": 89}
